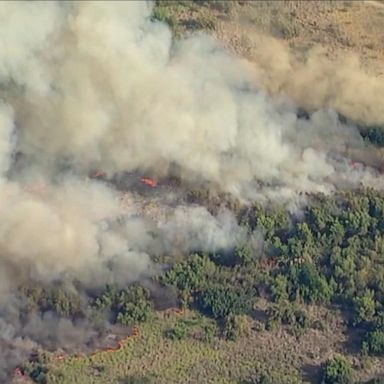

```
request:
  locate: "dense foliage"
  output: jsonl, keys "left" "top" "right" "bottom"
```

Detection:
{"left": 93, "top": 284, "right": 154, "bottom": 325}
{"left": 20, "top": 283, "right": 154, "bottom": 328}
{"left": 321, "top": 356, "right": 353, "bottom": 384}
{"left": 360, "top": 126, "right": 384, "bottom": 147}
{"left": 162, "top": 189, "right": 384, "bottom": 361}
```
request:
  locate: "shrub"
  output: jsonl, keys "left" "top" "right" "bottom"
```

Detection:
{"left": 21, "top": 285, "right": 83, "bottom": 318}
{"left": 366, "top": 329, "right": 384, "bottom": 355}
{"left": 21, "top": 353, "right": 51, "bottom": 384}
{"left": 116, "top": 299, "right": 152, "bottom": 326}
{"left": 165, "top": 321, "right": 188, "bottom": 341}
{"left": 201, "top": 323, "right": 216, "bottom": 343}
{"left": 116, "top": 286, "right": 153, "bottom": 326}
{"left": 353, "top": 290, "right": 376, "bottom": 326}
{"left": 223, "top": 314, "right": 249, "bottom": 341}
{"left": 290, "top": 262, "right": 333, "bottom": 304}
{"left": 361, "top": 126, "right": 384, "bottom": 147}
{"left": 196, "top": 285, "right": 254, "bottom": 319}
{"left": 162, "top": 254, "right": 215, "bottom": 293}
{"left": 94, "top": 284, "right": 153, "bottom": 326}
{"left": 152, "top": 7, "right": 177, "bottom": 28}
{"left": 265, "top": 318, "right": 280, "bottom": 331}
{"left": 321, "top": 356, "right": 353, "bottom": 384}
{"left": 270, "top": 274, "right": 289, "bottom": 302}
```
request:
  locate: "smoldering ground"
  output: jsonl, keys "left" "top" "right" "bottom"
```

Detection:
{"left": 0, "top": 0, "right": 383, "bottom": 380}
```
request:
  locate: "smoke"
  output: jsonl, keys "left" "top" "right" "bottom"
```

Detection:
{"left": 158, "top": 206, "right": 247, "bottom": 254}
{"left": 0, "top": 0, "right": 382, "bottom": 378}
{"left": 245, "top": 35, "right": 384, "bottom": 126}
{"left": 1, "top": 1, "right": 382, "bottom": 197}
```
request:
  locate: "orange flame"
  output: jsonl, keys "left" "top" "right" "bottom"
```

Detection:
{"left": 140, "top": 177, "right": 157, "bottom": 187}
{"left": 90, "top": 171, "right": 106, "bottom": 179}
{"left": 90, "top": 326, "right": 140, "bottom": 357}
{"left": 14, "top": 367, "right": 23, "bottom": 377}
{"left": 350, "top": 160, "right": 364, "bottom": 168}
{"left": 23, "top": 318, "right": 185, "bottom": 367}
{"left": 174, "top": 308, "right": 185, "bottom": 316}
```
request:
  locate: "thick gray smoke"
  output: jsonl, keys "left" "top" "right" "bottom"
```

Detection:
{"left": 0, "top": 0, "right": 383, "bottom": 379}
{"left": 246, "top": 37, "right": 384, "bottom": 127}
{"left": 2, "top": 1, "right": 383, "bottom": 197}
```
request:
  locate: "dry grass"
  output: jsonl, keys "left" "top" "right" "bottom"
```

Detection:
{"left": 154, "top": 0, "right": 384, "bottom": 74}
{"left": 39, "top": 306, "right": 383, "bottom": 384}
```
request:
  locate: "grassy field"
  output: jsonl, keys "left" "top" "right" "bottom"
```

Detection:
{"left": 153, "top": 0, "right": 384, "bottom": 73}
{"left": 21, "top": 305, "right": 383, "bottom": 384}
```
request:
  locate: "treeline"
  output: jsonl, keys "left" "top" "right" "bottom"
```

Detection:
{"left": 20, "top": 283, "right": 154, "bottom": 328}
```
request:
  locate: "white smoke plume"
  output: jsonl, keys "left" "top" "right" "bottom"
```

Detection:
{"left": 247, "top": 37, "right": 384, "bottom": 127}
{"left": 1, "top": 0, "right": 382, "bottom": 197}
{"left": 158, "top": 206, "right": 247, "bottom": 254}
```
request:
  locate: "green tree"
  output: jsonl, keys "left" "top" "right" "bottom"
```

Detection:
{"left": 353, "top": 290, "right": 376, "bottom": 326}
{"left": 115, "top": 286, "right": 153, "bottom": 326}
{"left": 366, "top": 329, "right": 384, "bottom": 355}
{"left": 321, "top": 356, "right": 353, "bottom": 384}
{"left": 270, "top": 274, "right": 289, "bottom": 302}
{"left": 201, "top": 323, "right": 216, "bottom": 343}
{"left": 165, "top": 321, "right": 188, "bottom": 341}
{"left": 290, "top": 262, "right": 333, "bottom": 304}
{"left": 223, "top": 314, "right": 249, "bottom": 341}
{"left": 361, "top": 126, "right": 384, "bottom": 147}
{"left": 196, "top": 285, "right": 254, "bottom": 319}
{"left": 162, "top": 254, "right": 215, "bottom": 293}
{"left": 94, "top": 284, "right": 153, "bottom": 326}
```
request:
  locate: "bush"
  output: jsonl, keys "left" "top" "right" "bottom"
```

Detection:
{"left": 21, "top": 353, "right": 51, "bottom": 384}
{"left": 21, "top": 285, "right": 83, "bottom": 318}
{"left": 94, "top": 284, "right": 153, "bottom": 326}
{"left": 223, "top": 314, "right": 249, "bottom": 341}
{"left": 321, "top": 356, "right": 353, "bottom": 384}
{"left": 366, "top": 329, "right": 384, "bottom": 355}
{"left": 116, "top": 299, "right": 152, "bottom": 326}
{"left": 162, "top": 254, "right": 215, "bottom": 293}
{"left": 201, "top": 323, "right": 216, "bottom": 343}
{"left": 265, "top": 302, "right": 308, "bottom": 337}
{"left": 165, "top": 321, "right": 188, "bottom": 341}
{"left": 361, "top": 126, "right": 384, "bottom": 147}
{"left": 290, "top": 262, "right": 333, "bottom": 304}
{"left": 196, "top": 285, "right": 254, "bottom": 319}
{"left": 265, "top": 318, "right": 280, "bottom": 331}
{"left": 353, "top": 290, "right": 376, "bottom": 326}
{"left": 152, "top": 6, "right": 177, "bottom": 29}
{"left": 270, "top": 274, "right": 289, "bottom": 302}
{"left": 115, "top": 286, "right": 153, "bottom": 326}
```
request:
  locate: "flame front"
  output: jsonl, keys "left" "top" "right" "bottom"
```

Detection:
{"left": 140, "top": 178, "right": 157, "bottom": 188}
